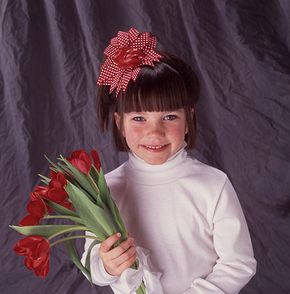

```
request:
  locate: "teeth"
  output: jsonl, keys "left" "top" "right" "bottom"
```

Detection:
{"left": 145, "top": 145, "right": 164, "bottom": 150}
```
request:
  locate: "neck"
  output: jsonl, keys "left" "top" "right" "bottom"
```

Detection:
{"left": 125, "top": 146, "right": 192, "bottom": 185}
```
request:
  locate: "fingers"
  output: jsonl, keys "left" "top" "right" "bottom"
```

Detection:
{"left": 105, "top": 244, "right": 136, "bottom": 276}
{"left": 113, "top": 243, "right": 136, "bottom": 266}
{"left": 108, "top": 237, "right": 134, "bottom": 259}
{"left": 115, "top": 249, "right": 137, "bottom": 275}
{"left": 99, "top": 233, "right": 137, "bottom": 276}
{"left": 100, "top": 232, "right": 121, "bottom": 253}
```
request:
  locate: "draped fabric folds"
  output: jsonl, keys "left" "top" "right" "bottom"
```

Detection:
{"left": 1, "top": 1, "right": 289, "bottom": 293}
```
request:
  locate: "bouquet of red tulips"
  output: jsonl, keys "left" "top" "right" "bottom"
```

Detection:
{"left": 10, "top": 149, "right": 146, "bottom": 294}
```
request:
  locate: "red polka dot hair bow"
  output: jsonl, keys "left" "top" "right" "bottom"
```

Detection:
{"left": 97, "top": 28, "right": 162, "bottom": 95}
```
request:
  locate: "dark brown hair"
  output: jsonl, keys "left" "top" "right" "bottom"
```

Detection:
{"left": 98, "top": 52, "right": 200, "bottom": 151}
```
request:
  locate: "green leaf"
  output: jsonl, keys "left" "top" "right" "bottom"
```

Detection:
{"left": 106, "top": 197, "right": 127, "bottom": 239}
{"left": 44, "top": 155, "right": 65, "bottom": 174}
{"left": 44, "top": 155, "right": 74, "bottom": 181}
{"left": 64, "top": 239, "right": 92, "bottom": 283}
{"left": 97, "top": 170, "right": 127, "bottom": 236}
{"left": 44, "top": 215, "right": 85, "bottom": 225}
{"left": 97, "top": 169, "right": 110, "bottom": 207}
{"left": 65, "top": 182, "right": 117, "bottom": 239}
{"left": 10, "top": 225, "right": 81, "bottom": 239}
{"left": 38, "top": 174, "right": 50, "bottom": 185}
{"left": 90, "top": 168, "right": 127, "bottom": 238}
{"left": 90, "top": 165, "right": 99, "bottom": 184}
{"left": 40, "top": 179, "right": 48, "bottom": 185}
{"left": 45, "top": 200, "right": 79, "bottom": 217}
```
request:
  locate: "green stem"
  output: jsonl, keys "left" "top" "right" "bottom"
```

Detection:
{"left": 50, "top": 235, "right": 100, "bottom": 247}
{"left": 44, "top": 215, "right": 83, "bottom": 223}
{"left": 91, "top": 165, "right": 100, "bottom": 175}
{"left": 88, "top": 173, "right": 100, "bottom": 194}
{"left": 136, "top": 281, "right": 146, "bottom": 294}
{"left": 88, "top": 173, "right": 106, "bottom": 208}
{"left": 47, "top": 225, "right": 87, "bottom": 240}
{"left": 44, "top": 215, "right": 73, "bottom": 219}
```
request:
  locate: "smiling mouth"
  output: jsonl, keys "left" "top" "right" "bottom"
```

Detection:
{"left": 141, "top": 144, "right": 168, "bottom": 151}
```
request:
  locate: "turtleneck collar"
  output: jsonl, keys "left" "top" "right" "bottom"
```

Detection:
{"left": 124, "top": 145, "right": 192, "bottom": 185}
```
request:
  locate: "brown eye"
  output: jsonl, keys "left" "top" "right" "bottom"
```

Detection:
{"left": 132, "top": 116, "right": 145, "bottom": 121}
{"left": 164, "top": 115, "right": 177, "bottom": 121}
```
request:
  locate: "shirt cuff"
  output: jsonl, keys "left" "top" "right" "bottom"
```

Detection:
{"left": 90, "top": 245, "right": 164, "bottom": 293}
{"left": 90, "top": 245, "right": 118, "bottom": 286}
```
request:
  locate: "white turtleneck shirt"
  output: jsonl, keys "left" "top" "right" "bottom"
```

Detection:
{"left": 82, "top": 148, "right": 256, "bottom": 294}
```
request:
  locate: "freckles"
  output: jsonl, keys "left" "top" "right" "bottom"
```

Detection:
{"left": 130, "top": 126, "right": 142, "bottom": 134}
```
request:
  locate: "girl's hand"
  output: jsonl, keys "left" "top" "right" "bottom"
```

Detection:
{"left": 99, "top": 233, "right": 137, "bottom": 276}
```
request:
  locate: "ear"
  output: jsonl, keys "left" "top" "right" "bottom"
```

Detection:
{"left": 114, "top": 112, "right": 125, "bottom": 137}
{"left": 185, "top": 123, "right": 189, "bottom": 134}
{"left": 114, "top": 112, "right": 121, "bottom": 130}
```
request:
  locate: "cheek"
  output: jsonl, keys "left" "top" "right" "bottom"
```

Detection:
{"left": 123, "top": 125, "right": 141, "bottom": 142}
{"left": 168, "top": 124, "right": 187, "bottom": 138}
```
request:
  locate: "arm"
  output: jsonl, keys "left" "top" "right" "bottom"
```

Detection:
{"left": 183, "top": 178, "right": 257, "bottom": 294}
{"left": 81, "top": 232, "right": 164, "bottom": 294}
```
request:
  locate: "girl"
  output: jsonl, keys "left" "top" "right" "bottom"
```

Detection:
{"left": 81, "top": 28, "right": 256, "bottom": 294}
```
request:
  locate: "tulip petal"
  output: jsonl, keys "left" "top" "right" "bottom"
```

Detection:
{"left": 91, "top": 150, "right": 101, "bottom": 172}
{"left": 27, "top": 199, "right": 46, "bottom": 219}
{"left": 46, "top": 188, "right": 68, "bottom": 202}
{"left": 19, "top": 215, "right": 40, "bottom": 226}
{"left": 67, "top": 150, "right": 92, "bottom": 175}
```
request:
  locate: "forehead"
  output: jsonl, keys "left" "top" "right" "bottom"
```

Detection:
{"left": 125, "top": 109, "right": 186, "bottom": 115}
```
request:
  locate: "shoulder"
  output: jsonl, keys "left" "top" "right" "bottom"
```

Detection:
{"left": 185, "top": 157, "right": 240, "bottom": 215}
{"left": 179, "top": 156, "right": 234, "bottom": 206}
{"left": 104, "top": 162, "right": 127, "bottom": 190}
{"left": 187, "top": 156, "right": 228, "bottom": 187}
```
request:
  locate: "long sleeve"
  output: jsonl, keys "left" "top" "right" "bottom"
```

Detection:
{"left": 81, "top": 232, "right": 164, "bottom": 294}
{"left": 182, "top": 178, "right": 257, "bottom": 294}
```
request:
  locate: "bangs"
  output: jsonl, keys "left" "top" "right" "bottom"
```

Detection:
{"left": 116, "top": 63, "right": 192, "bottom": 113}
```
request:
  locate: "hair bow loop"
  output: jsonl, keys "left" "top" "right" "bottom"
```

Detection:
{"left": 97, "top": 28, "right": 161, "bottom": 95}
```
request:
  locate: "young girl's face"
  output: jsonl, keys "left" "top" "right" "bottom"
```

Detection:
{"left": 115, "top": 109, "right": 188, "bottom": 165}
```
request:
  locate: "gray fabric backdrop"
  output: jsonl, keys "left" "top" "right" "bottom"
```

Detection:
{"left": 1, "top": 0, "right": 290, "bottom": 293}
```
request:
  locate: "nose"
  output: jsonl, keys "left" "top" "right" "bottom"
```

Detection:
{"left": 146, "top": 121, "right": 165, "bottom": 137}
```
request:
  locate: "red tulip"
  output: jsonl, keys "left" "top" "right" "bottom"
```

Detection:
{"left": 91, "top": 149, "right": 101, "bottom": 172}
{"left": 32, "top": 186, "right": 49, "bottom": 198}
{"left": 46, "top": 188, "right": 73, "bottom": 210}
{"left": 45, "top": 172, "right": 73, "bottom": 210}
{"left": 19, "top": 176, "right": 73, "bottom": 226}
{"left": 19, "top": 196, "right": 48, "bottom": 226}
{"left": 49, "top": 172, "right": 67, "bottom": 189}
{"left": 46, "top": 187, "right": 68, "bottom": 202}
{"left": 30, "top": 189, "right": 52, "bottom": 216}
{"left": 13, "top": 235, "right": 50, "bottom": 278}
{"left": 19, "top": 214, "right": 40, "bottom": 226}
{"left": 67, "top": 150, "right": 92, "bottom": 174}
{"left": 27, "top": 197, "right": 47, "bottom": 219}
